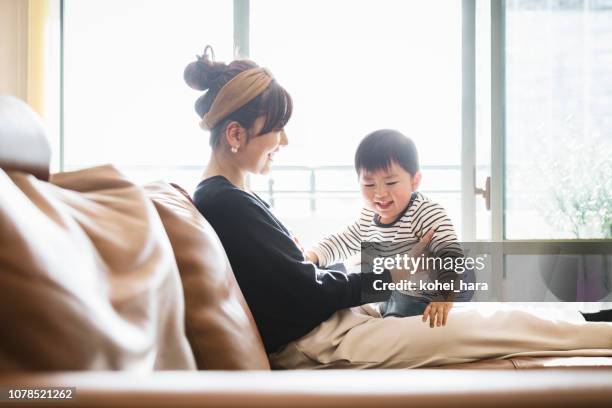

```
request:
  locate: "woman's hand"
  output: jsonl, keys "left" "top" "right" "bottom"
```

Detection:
{"left": 290, "top": 231, "right": 305, "bottom": 252}
{"left": 304, "top": 249, "right": 319, "bottom": 265}
{"left": 290, "top": 230, "right": 319, "bottom": 265}
{"left": 423, "top": 301, "right": 453, "bottom": 328}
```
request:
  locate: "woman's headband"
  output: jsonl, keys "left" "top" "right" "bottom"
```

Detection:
{"left": 200, "top": 67, "right": 274, "bottom": 130}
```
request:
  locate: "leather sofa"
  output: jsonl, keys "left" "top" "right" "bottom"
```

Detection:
{"left": 1, "top": 94, "right": 611, "bottom": 407}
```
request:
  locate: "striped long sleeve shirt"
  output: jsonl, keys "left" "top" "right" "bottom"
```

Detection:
{"left": 311, "top": 192, "right": 463, "bottom": 300}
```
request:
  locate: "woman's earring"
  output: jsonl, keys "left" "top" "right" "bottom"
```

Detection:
{"left": 231, "top": 146, "right": 239, "bottom": 154}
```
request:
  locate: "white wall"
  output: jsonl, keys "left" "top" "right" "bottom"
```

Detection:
{"left": 0, "top": 0, "right": 28, "bottom": 99}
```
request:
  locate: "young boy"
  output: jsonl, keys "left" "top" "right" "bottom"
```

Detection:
{"left": 305, "top": 129, "right": 464, "bottom": 327}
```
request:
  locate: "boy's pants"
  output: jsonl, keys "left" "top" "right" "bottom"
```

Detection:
{"left": 269, "top": 304, "right": 612, "bottom": 369}
{"left": 382, "top": 292, "right": 429, "bottom": 317}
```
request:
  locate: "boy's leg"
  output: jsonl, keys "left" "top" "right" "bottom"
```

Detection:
{"left": 270, "top": 305, "right": 612, "bottom": 369}
{"left": 382, "top": 291, "right": 429, "bottom": 318}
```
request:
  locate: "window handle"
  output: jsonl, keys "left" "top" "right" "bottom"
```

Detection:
{"left": 475, "top": 176, "right": 491, "bottom": 211}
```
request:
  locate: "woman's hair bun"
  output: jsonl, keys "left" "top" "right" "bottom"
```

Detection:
{"left": 184, "top": 45, "right": 227, "bottom": 91}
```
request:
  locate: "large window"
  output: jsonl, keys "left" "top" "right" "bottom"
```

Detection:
{"left": 57, "top": 0, "right": 612, "bottom": 245}
{"left": 63, "top": 0, "right": 233, "bottom": 189}
{"left": 248, "top": 0, "right": 462, "bottom": 245}
{"left": 62, "top": 0, "right": 462, "bottom": 246}
{"left": 504, "top": 0, "right": 612, "bottom": 239}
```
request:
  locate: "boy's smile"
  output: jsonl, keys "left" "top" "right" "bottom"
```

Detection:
{"left": 359, "top": 161, "right": 422, "bottom": 224}
{"left": 374, "top": 200, "right": 394, "bottom": 211}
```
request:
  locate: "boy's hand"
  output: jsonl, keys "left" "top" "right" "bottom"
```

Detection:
{"left": 389, "top": 229, "right": 434, "bottom": 283}
{"left": 422, "top": 302, "right": 453, "bottom": 328}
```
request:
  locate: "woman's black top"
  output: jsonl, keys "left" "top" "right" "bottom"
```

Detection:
{"left": 193, "top": 176, "right": 392, "bottom": 353}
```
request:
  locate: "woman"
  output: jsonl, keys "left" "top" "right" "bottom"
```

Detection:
{"left": 186, "top": 47, "right": 612, "bottom": 369}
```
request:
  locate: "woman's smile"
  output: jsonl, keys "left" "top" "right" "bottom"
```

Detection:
{"left": 267, "top": 149, "right": 278, "bottom": 162}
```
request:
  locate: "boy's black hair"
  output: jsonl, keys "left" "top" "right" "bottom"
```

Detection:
{"left": 354, "top": 129, "right": 419, "bottom": 176}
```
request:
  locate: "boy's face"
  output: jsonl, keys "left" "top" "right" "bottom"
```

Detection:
{"left": 359, "top": 161, "right": 422, "bottom": 224}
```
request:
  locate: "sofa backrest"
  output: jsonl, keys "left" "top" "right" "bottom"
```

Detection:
{"left": 145, "top": 182, "right": 270, "bottom": 369}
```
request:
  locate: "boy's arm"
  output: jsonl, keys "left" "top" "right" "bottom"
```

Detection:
{"left": 307, "top": 215, "right": 364, "bottom": 268}
{"left": 409, "top": 201, "right": 463, "bottom": 327}
{"left": 413, "top": 201, "right": 463, "bottom": 300}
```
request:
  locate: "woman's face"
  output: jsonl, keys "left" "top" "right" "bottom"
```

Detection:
{"left": 236, "top": 117, "right": 288, "bottom": 175}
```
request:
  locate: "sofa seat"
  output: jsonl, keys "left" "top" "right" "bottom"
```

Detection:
{"left": 2, "top": 368, "right": 612, "bottom": 408}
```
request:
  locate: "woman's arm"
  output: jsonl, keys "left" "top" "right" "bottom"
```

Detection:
{"left": 196, "top": 188, "right": 392, "bottom": 351}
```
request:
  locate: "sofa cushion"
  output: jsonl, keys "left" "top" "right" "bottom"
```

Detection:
{"left": 144, "top": 181, "right": 270, "bottom": 370}
{"left": 0, "top": 165, "right": 196, "bottom": 371}
{"left": 0, "top": 95, "right": 51, "bottom": 181}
